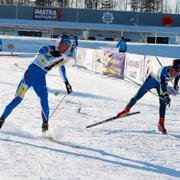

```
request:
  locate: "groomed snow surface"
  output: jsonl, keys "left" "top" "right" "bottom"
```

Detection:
{"left": 0, "top": 55, "right": 179, "bottom": 180}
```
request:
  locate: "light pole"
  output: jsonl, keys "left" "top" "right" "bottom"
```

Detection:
{"left": 76, "top": 0, "right": 79, "bottom": 22}
{"left": 15, "top": 5, "right": 18, "bottom": 19}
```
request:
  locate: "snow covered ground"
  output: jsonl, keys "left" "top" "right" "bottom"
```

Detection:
{"left": 0, "top": 36, "right": 180, "bottom": 179}
{"left": 1, "top": 35, "right": 180, "bottom": 58}
{"left": 0, "top": 53, "right": 180, "bottom": 180}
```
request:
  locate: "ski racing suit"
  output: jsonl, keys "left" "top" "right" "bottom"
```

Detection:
{"left": 1, "top": 46, "right": 70, "bottom": 124}
{"left": 126, "top": 66, "right": 180, "bottom": 118}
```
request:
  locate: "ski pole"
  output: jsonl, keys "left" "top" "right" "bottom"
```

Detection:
{"left": 123, "top": 73, "right": 161, "bottom": 99}
{"left": 97, "top": 59, "right": 164, "bottom": 101}
{"left": 130, "top": 18, "right": 163, "bottom": 67}
{"left": 48, "top": 93, "right": 67, "bottom": 121}
{"left": 130, "top": 18, "right": 175, "bottom": 87}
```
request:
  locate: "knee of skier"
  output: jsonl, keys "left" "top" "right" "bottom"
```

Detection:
{"left": 131, "top": 95, "right": 140, "bottom": 103}
{"left": 15, "top": 82, "right": 28, "bottom": 98}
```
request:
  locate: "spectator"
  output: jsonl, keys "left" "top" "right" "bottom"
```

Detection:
{"left": 116, "top": 36, "right": 127, "bottom": 53}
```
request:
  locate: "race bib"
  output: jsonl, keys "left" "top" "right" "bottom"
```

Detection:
{"left": 39, "top": 55, "right": 47, "bottom": 64}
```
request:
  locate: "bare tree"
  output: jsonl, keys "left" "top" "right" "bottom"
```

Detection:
{"left": 35, "top": 0, "right": 46, "bottom": 6}
{"left": 131, "top": 0, "right": 140, "bottom": 12}
{"left": 100, "top": 0, "right": 113, "bottom": 10}
{"left": 130, "top": 0, "right": 163, "bottom": 12}
{"left": 142, "top": 0, "right": 162, "bottom": 12}
{"left": 0, "top": 0, "right": 177, "bottom": 14}
{"left": 84, "top": 0, "right": 99, "bottom": 9}
{"left": 2, "top": 0, "right": 14, "bottom": 4}
{"left": 56, "top": 0, "right": 70, "bottom": 7}
{"left": 34, "top": 0, "right": 70, "bottom": 7}
{"left": 175, "top": 0, "right": 180, "bottom": 13}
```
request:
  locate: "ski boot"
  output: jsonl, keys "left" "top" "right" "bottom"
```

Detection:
{"left": 158, "top": 117, "right": 167, "bottom": 134}
{"left": 0, "top": 117, "right": 5, "bottom": 129}
{"left": 42, "top": 121, "right": 48, "bottom": 132}
{"left": 117, "top": 106, "right": 129, "bottom": 118}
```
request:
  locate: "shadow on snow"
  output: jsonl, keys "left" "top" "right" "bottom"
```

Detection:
{"left": 0, "top": 137, "right": 179, "bottom": 178}
{"left": 48, "top": 88, "right": 119, "bottom": 102}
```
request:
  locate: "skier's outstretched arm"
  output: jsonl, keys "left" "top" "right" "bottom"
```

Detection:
{"left": 59, "top": 65, "right": 72, "bottom": 94}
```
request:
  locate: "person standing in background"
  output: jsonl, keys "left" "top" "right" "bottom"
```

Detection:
{"left": 116, "top": 36, "right": 127, "bottom": 53}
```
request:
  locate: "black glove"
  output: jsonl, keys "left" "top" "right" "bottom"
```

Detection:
{"left": 65, "top": 82, "right": 72, "bottom": 94}
{"left": 174, "top": 77, "right": 179, "bottom": 91}
{"left": 174, "top": 85, "right": 179, "bottom": 91}
{"left": 50, "top": 50, "right": 61, "bottom": 57}
{"left": 163, "top": 93, "right": 171, "bottom": 107}
{"left": 44, "top": 66, "right": 52, "bottom": 71}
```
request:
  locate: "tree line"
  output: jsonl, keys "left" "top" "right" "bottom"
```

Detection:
{"left": 0, "top": 0, "right": 179, "bottom": 14}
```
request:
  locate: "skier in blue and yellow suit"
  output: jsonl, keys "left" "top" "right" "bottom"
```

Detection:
{"left": 0, "top": 36, "right": 73, "bottom": 132}
{"left": 117, "top": 59, "right": 180, "bottom": 134}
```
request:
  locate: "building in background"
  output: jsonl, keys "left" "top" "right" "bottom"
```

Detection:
{"left": 0, "top": 4, "right": 180, "bottom": 44}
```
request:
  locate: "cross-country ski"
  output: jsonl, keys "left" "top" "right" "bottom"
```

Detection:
{"left": 86, "top": 111, "right": 140, "bottom": 128}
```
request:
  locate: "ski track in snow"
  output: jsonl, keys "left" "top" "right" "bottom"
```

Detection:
{"left": 0, "top": 56, "right": 180, "bottom": 180}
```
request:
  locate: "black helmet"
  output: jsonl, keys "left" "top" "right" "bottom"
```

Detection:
{"left": 172, "top": 59, "right": 180, "bottom": 69}
{"left": 60, "top": 35, "right": 71, "bottom": 44}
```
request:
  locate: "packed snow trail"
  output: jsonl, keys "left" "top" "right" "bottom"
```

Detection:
{"left": 0, "top": 56, "right": 180, "bottom": 180}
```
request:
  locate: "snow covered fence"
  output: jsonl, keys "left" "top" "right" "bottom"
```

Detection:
{"left": 75, "top": 47, "right": 174, "bottom": 84}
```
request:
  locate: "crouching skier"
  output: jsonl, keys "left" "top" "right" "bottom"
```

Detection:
{"left": 117, "top": 59, "right": 180, "bottom": 134}
{"left": 0, "top": 36, "right": 73, "bottom": 132}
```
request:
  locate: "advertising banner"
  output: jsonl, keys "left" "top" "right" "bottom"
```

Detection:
{"left": 83, "top": 48, "right": 94, "bottom": 70}
{"left": 103, "top": 51, "right": 125, "bottom": 79}
{"left": 76, "top": 48, "right": 86, "bottom": 65}
{"left": 92, "top": 49, "right": 104, "bottom": 73}
{"left": 33, "top": 8, "right": 61, "bottom": 21}
{"left": 124, "top": 53, "right": 144, "bottom": 84}
{"left": 75, "top": 48, "right": 173, "bottom": 84}
{"left": 76, "top": 48, "right": 93, "bottom": 70}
